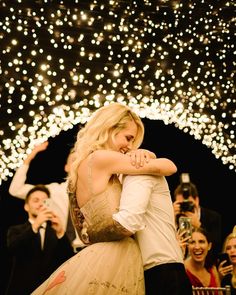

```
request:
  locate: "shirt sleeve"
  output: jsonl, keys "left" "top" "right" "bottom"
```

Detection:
{"left": 113, "top": 175, "right": 154, "bottom": 233}
{"left": 8, "top": 164, "right": 34, "bottom": 199}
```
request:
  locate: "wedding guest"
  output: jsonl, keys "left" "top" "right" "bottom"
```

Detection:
{"left": 8, "top": 142, "right": 84, "bottom": 251}
{"left": 184, "top": 227, "right": 221, "bottom": 288}
{"left": 5, "top": 185, "right": 74, "bottom": 295}
{"left": 218, "top": 225, "right": 236, "bottom": 294}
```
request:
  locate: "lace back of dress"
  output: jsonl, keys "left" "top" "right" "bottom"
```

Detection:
{"left": 67, "top": 153, "right": 95, "bottom": 246}
{"left": 68, "top": 191, "right": 89, "bottom": 245}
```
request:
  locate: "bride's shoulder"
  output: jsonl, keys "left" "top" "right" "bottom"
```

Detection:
{"left": 91, "top": 150, "right": 123, "bottom": 169}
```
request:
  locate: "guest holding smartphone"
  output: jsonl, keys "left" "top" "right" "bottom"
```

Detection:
{"left": 218, "top": 226, "right": 236, "bottom": 294}
{"left": 5, "top": 185, "right": 74, "bottom": 295}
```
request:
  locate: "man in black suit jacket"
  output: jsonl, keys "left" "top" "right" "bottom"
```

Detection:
{"left": 5, "top": 185, "right": 74, "bottom": 295}
{"left": 173, "top": 181, "right": 222, "bottom": 262}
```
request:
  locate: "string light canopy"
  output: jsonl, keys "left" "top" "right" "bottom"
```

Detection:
{"left": 0, "top": 0, "right": 235, "bottom": 185}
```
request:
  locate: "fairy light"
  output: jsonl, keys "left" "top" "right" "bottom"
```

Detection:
{"left": 0, "top": 0, "right": 235, "bottom": 184}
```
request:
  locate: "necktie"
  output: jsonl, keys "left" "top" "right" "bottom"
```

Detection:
{"left": 39, "top": 225, "right": 46, "bottom": 249}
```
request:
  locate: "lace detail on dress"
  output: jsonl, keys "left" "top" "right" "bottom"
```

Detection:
{"left": 68, "top": 152, "right": 122, "bottom": 246}
{"left": 87, "top": 220, "right": 131, "bottom": 243}
{"left": 68, "top": 191, "right": 90, "bottom": 245}
{"left": 81, "top": 179, "right": 128, "bottom": 243}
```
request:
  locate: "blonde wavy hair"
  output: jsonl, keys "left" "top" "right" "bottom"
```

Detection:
{"left": 67, "top": 103, "right": 145, "bottom": 194}
{"left": 222, "top": 225, "right": 236, "bottom": 252}
{"left": 222, "top": 225, "right": 236, "bottom": 288}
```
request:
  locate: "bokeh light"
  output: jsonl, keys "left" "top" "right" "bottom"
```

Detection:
{"left": 0, "top": 0, "right": 235, "bottom": 184}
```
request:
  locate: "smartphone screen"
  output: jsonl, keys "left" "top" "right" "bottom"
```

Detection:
{"left": 43, "top": 199, "right": 54, "bottom": 210}
{"left": 44, "top": 199, "right": 51, "bottom": 207}
{"left": 178, "top": 216, "right": 192, "bottom": 239}
{"left": 217, "top": 253, "right": 231, "bottom": 267}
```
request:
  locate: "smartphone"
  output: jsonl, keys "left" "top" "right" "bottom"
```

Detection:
{"left": 217, "top": 253, "right": 231, "bottom": 267}
{"left": 178, "top": 216, "right": 192, "bottom": 239}
{"left": 43, "top": 199, "right": 53, "bottom": 210}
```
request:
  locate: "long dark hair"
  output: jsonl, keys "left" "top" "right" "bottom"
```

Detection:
{"left": 191, "top": 226, "right": 215, "bottom": 269}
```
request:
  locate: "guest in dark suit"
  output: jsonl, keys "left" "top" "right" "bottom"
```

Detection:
{"left": 5, "top": 184, "right": 74, "bottom": 295}
{"left": 173, "top": 180, "right": 222, "bottom": 262}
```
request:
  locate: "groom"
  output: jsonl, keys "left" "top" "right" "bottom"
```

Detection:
{"left": 87, "top": 173, "right": 192, "bottom": 295}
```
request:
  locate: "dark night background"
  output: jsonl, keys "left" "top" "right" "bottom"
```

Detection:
{"left": 1, "top": 117, "right": 235, "bottom": 293}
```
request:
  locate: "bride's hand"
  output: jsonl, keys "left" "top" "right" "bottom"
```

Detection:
{"left": 126, "top": 149, "right": 156, "bottom": 168}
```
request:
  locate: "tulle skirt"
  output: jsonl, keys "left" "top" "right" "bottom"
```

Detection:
{"left": 31, "top": 237, "right": 145, "bottom": 295}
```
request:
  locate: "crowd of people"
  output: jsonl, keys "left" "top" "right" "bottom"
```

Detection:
{"left": 2, "top": 103, "right": 235, "bottom": 294}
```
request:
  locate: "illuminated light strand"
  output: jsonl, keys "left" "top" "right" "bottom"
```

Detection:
{"left": 0, "top": 0, "right": 235, "bottom": 184}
